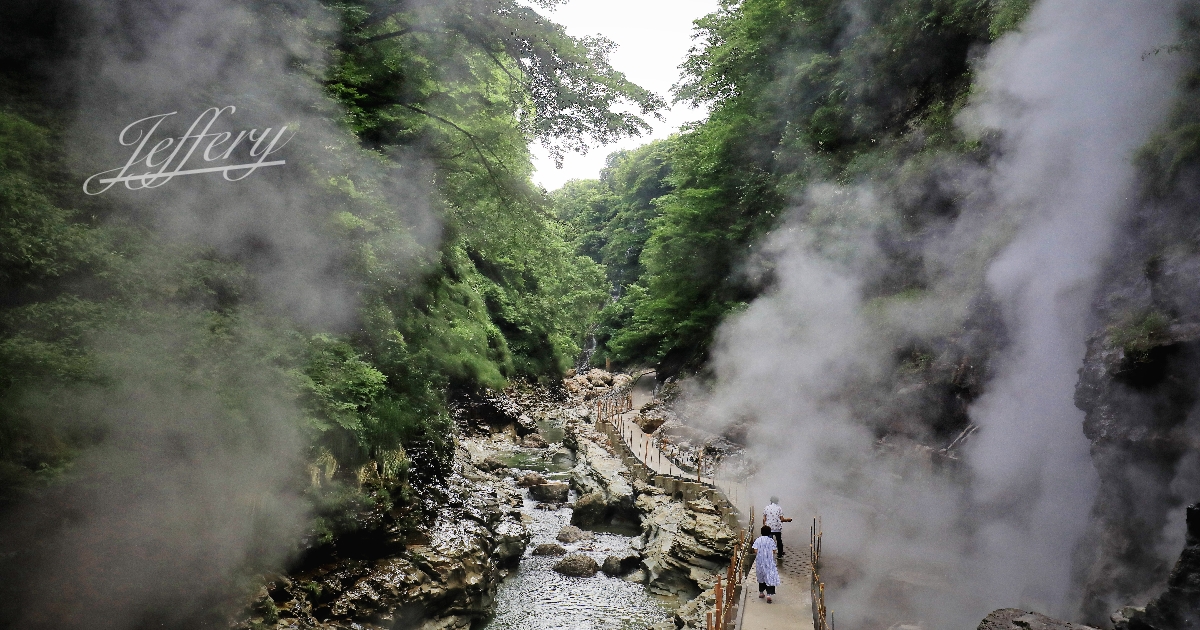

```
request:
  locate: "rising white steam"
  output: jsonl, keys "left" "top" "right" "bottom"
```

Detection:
{"left": 701, "top": 0, "right": 1183, "bottom": 627}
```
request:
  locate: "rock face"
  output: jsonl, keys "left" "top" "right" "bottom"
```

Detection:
{"left": 601, "top": 552, "right": 642, "bottom": 576}
{"left": 977, "top": 609, "right": 1100, "bottom": 630}
{"left": 529, "top": 481, "right": 569, "bottom": 503}
{"left": 636, "top": 491, "right": 736, "bottom": 601}
{"left": 451, "top": 389, "right": 536, "bottom": 436}
{"left": 1072, "top": 163, "right": 1200, "bottom": 623}
{"left": 566, "top": 415, "right": 637, "bottom": 527}
{"left": 532, "top": 543, "right": 567, "bottom": 556}
{"left": 1118, "top": 503, "right": 1200, "bottom": 630}
{"left": 235, "top": 453, "right": 529, "bottom": 630}
{"left": 1074, "top": 325, "right": 1200, "bottom": 620}
{"left": 553, "top": 554, "right": 599, "bottom": 577}
{"left": 570, "top": 491, "right": 610, "bottom": 527}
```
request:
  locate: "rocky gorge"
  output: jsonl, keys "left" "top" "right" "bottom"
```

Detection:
{"left": 232, "top": 369, "right": 741, "bottom": 629}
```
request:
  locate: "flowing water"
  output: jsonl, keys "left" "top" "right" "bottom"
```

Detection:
{"left": 483, "top": 437, "right": 670, "bottom": 630}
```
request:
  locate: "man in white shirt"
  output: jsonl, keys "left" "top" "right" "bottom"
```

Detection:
{"left": 762, "top": 496, "right": 791, "bottom": 557}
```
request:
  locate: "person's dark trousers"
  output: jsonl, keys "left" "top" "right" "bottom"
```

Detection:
{"left": 758, "top": 583, "right": 776, "bottom": 595}
{"left": 772, "top": 531, "right": 784, "bottom": 556}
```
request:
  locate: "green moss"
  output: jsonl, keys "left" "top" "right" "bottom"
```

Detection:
{"left": 1107, "top": 310, "right": 1172, "bottom": 353}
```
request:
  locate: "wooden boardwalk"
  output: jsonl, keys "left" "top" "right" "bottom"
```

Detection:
{"left": 604, "top": 373, "right": 814, "bottom": 630}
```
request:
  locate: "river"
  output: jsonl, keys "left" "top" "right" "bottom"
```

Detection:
{"left": 482, "top": 421, "right": 671, "bottom": 630}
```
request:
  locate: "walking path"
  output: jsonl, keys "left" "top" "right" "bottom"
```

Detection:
{"left": 602, "top": 372, "right": 813, "bottom": 630}
{"left": 739, "top": 540, "right": 814, "bottom": 630}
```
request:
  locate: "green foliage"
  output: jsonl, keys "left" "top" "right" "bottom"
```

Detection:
{"left": 552, "top": 140, "right": 675, "bottom": 366}
{"left": 0, "top": 0, "right": 651, "bottom": 542}
{"left": 1137, "top": 8, "right": 1200, "bottom": 197}
{"left": 557, "top": 0, "right": 1027, "bottom": 371}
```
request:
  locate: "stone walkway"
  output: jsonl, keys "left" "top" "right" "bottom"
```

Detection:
{"left": 739, "top": 539, "right": 814, "bottom": 630}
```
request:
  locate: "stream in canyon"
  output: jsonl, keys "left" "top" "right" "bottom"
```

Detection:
{"left": 482, "top": 422, "right": 670, "bottom": 630}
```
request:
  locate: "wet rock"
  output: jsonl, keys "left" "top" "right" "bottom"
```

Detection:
{"left": 978, "top": 609, "right": 1099, "bottom": 630}
{"left": 685, "top": 498, "right": 719, "bottom": 515}
{"left": 673, "top": 586, "right": 717, "bottom": 629}
{"left": 1117, "top": 503, "right": 1200, "bottom": 630}
{"left": 522, "top": 433, "right": 549, "bottom": 448}
{"left": 233, "top": 451, "right": 529, "bottom": 630}
{"left": 570, "top": 491, "right": 610, "bottom": 527}
{"left": 601, "top": 552, "right": 642, "bottom": 576}
{"left": 624, "top": 569, "right": 648, "bottom": 583}
{"left": 1111, "top": 607, "right": 1145, "bottom": 628}
{"left": 516, "top": 472, "right": 546, "bottom": 487}
{"left": 534, "top": 502, "right": 560, "bottom": 510}
{"left": 556, "top": 525, "right": 593, "bottom": 543}
{"left": 1074, "top": 323, "right": 1200, "bottom": 618}
{"left": 478, "top": 455, "right": 508, "bottom": 472}
{"left": 451, "top": 389, "right": 532, "bottom": 436}
{"left": 567, "top": 424, "right": 637, "bottom": 525}
{"left": 554, "top": 554, "right": 599, "bottom": 577}
{"left": 529, "top": 481, "right": 569, "bottom": 502}
{"left": 533, "top": 543, "right": 568, "bottom": 556}
{"left": 517, "top": 413, "right": 538, "bottom": 436}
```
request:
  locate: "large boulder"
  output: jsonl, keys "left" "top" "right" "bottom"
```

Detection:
{"left": 637, "top": 492, "right": 736, "bottom": 600}
{"left": 601, "top": 552, "right": 642, "bottom": 576}
{"left": 978, "top": 609, "right": 1099, "bottom": 630}
{"left": 570, "top": 492, "right": 610, "bottom": 527}
{"left": 567, "top": 426, "right": 637, "bottom": 526}
{"left": 532, "top": 543, "right": 567, "bottom": 556}
{"left": 529, "top": 482, "right": 569, "bottom": 503}
{"left": 556, "top": 525, "right": 593, "bottom": 543}
{"left": 522, "top": 433, "right": 549, "bottom": 448}
{"left": 587, "top": 369, "right": 613, "bottom": 387}
{"left": 515, "top": 472, "right": 546, "bottom": 488}
{"left": 635, "top": 411, "right": 667, "bottom": 434}
{"left": 553, "top": 554, "right": 599, "bottom": 577}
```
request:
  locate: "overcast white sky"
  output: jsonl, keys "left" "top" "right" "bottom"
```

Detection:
{"left": 529, "top": 0, "right": 720, "bottom": 190}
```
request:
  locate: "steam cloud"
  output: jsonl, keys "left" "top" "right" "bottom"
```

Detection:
{"left": 699, "top": 0, "right": 1184, "bottom": 627}
{"left": 0, "top": 0, "right": 438, "bottom": 627}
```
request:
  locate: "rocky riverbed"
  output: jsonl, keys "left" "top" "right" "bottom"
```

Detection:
{"left": 231, "top": 370, "right": 738, "bottom": 629}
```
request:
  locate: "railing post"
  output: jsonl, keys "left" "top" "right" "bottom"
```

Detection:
{"left": 715, "top": 576, "right": 723, "bottom": 630}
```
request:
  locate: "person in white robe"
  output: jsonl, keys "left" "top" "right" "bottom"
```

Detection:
{"left": 752, "top": 525, "right": 780, "bottom": 602}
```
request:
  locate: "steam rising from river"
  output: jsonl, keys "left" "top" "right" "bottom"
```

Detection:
{"left": 0, "top": 1, "right": 437, "bottom": 627}
{"left": 699, "top": 1, "right": 1183, "bottom": 627}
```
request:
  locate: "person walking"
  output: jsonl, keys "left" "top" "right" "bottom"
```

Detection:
{"left": 752, "top": 525, "right": 780, "bottom": 603}
{"left": 762, "top": 496, "right": 791, "bottom": 557}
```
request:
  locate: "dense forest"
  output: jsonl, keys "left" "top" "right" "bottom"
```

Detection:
{"left": 556, "top": 0, "right": 1034, "bottom": 374}
{"left": 2, "top": 0, "right": 1200, "bottom": 628}
{"left": 0, "top": 0, "right": 656, "bottom": 624}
